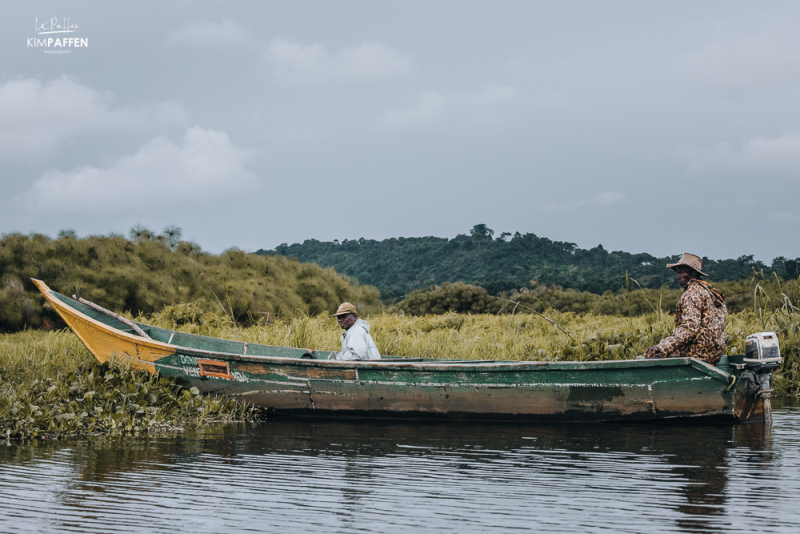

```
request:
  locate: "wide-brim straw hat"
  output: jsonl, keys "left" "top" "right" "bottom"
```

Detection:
{"left": 333, "top": 302, "right": 358, "bottom": 317}
{"left": 666, "top": 252, "right": 708, "bottom": 277}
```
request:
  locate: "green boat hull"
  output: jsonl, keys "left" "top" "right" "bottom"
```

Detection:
{"left": 154, "top": 352, "right": 764, "bottom": 423}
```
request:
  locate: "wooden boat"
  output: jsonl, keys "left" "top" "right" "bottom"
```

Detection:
{"left": 33, "top": 279, "right": 781, "bottom": 423}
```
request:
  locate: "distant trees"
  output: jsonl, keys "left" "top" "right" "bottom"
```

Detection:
{"left": 162, "top": 225, "right": 182, "bottom": 250}
{"left": 57, "top": 229, "right": 76, "bottom": 239}
{"left": 258, "top": 224, "right": 798, "bottom": 302}
{"left": 129, "top": 224, "right": 155, "bottom": 243}
{"left": 470, "top": 223, "right": 494, "bottom": 240}
{"left": 5, "top": 224, "right": 796, "bottom": 331}
{"left": 129, "top": 224, "right": 183, "bottom": 250}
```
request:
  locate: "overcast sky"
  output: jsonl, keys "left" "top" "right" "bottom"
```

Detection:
{"left": 2, "top": 1, "right": 799, "bottom": 261}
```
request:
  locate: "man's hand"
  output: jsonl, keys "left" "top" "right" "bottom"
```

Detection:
{"left": 644, "top": 346, "right": 663, "bottom": 359}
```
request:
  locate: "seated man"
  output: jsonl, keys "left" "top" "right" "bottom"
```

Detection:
{"left": 644, "top": 253, "right": 727, "bottom": 365}
{"left": 332, "top": 302, "right": 381, "bottom": 361}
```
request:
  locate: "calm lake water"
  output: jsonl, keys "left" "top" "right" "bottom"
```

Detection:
{"left": 2, "top": 402, "right": 800, "bottom": 533}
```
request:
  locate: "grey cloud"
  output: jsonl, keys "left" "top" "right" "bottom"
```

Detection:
{"left": 0, "top": 76, "right": 185, "bottom": 165}
{"left": 167, "top": 20, "right": 254, "bottom": 47}
{"left": 680, "top": 34, "right": 800, "bottom": 97}
{"left": 379, "top": 84, "right": 530, "bottom": 129}
{"left": 771, "top": 212, "right": 800, "bottom": 222}
{"left": 686, "top": 133, "right": 800, "bottom": 176}
{"left": 264, "top": 38, "right": 414, "bottom": 85}
{"left": 3, "top": 1, "right": 800, "bottom": 260}
{"left": 21, "top": 127, "right": 256, "bottom": 213}
{"left": 541, "top": 191, "right": 627, "bottom": 212}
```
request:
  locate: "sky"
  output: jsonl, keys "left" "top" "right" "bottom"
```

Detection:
{"left": 2, "top": 1, "right": 799, "bottom": 262}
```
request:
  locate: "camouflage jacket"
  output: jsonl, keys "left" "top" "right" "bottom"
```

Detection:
{"left": 655, "top": 279, "right": 727, "bottom": 364}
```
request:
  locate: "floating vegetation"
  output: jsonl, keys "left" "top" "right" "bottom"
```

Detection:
{"left": 0, "top": 331, "right": 255, "bottom": 440}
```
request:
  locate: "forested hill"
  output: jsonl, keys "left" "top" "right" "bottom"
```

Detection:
{"left": 257, "top": 224, "right": 799, "bottom": 302}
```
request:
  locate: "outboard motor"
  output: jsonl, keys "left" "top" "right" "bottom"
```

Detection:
{"left": 745, "top": 332, "right": 782, "bottom": 363}
{"left": 734, "top": 332, "right": 783, "bottom": 423}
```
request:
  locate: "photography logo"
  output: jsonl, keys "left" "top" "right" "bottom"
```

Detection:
{"left": 27, "top": 17, "right": 88, "bottom": 54}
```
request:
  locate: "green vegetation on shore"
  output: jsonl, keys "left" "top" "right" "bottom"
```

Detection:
{"left": 259, "top": 224, "right": 800, "bottom": 301}
{"left": 0, "top": 229, "right": 381, "bottom": 333}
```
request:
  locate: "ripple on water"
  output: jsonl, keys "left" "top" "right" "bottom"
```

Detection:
{"left": 1, "top": 404, "right": 799, "bottom": 533}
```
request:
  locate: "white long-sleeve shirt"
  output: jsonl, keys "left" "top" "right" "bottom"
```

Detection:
{"left": 335, "top": 319, "right": 381, "bottom": 360}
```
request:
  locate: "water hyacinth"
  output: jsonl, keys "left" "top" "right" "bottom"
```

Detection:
{"left": 0, "top": 331, "right": 256, "bottom": 440}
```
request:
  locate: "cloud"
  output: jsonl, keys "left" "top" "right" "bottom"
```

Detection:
{"left": 167, "top": 20, "right": 253, "bottom": 46}
{"left": 770, "top": 212, "right": 800, "bottom": 222}
{"left": 264, "top": 38, "right": 414, "bottom": 85}
{"left": 685, "top": 133, "right": 800, "bottom": 176}
{"left": 541, "top": 191, "right": 627, "bottom": 212}
{"left": 681, "top": 35, "right": 800, "bottom": 96}
{"left": 0, "top": 76, "right": 184, "bottom": 164}
{"left": 22, "top": 128, "right": 257, "bottom": 213}
{"left": 379, "top": 84, "right": 530, "bottom": 129}
{"left": 505, "top": 57, "right": 537, "bottom": 77}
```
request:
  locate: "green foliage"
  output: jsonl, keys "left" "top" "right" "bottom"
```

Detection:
{"left": 396, "top": 276, "right": 800, "bottom": 317}
{"left": 258, "top": 224, "right": 800, "bottom": 301}
{"left": 399, "top": 283, "right": 497, "bottom": 315}
{"left": 0, "top": 331, "right": 255, "bottom": 439}
{"left": 0, "top": 229, "right": 383, "bottom": 332}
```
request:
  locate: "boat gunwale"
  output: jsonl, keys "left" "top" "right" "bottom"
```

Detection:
{"left": 33, "top": 279, "right": 735, "bottom": 378}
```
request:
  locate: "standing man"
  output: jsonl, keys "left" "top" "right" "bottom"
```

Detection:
{"left": 333, "top": 302, "right": 381, "bottom": 361}
{"left": 645, "top": 253, "right": 727, "bottom": 365}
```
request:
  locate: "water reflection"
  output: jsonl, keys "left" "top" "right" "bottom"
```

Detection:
{"left": 1, "top": 405, "right": 797, "bottom": 533}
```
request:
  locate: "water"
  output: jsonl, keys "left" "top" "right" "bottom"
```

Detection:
{"left": 2, "top": 402, "right": 800, "bottom": 533}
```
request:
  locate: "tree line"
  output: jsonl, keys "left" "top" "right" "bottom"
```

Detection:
{"left": 3, "top": 224, "right": 797, "bottom": 333}
{"left": 258, "top": 224, "right": 800, "bottom": 301}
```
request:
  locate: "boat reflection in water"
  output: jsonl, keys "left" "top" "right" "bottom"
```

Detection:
{"left": 2, "top": 407, "right": 796, "bottom": 533}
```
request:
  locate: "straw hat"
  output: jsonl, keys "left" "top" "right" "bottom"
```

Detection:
{"left": 333, "top": 302, "right": 358, "bottom": 317}
{"left": 666, "top": 253, "right": 708, "bottom": 277}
